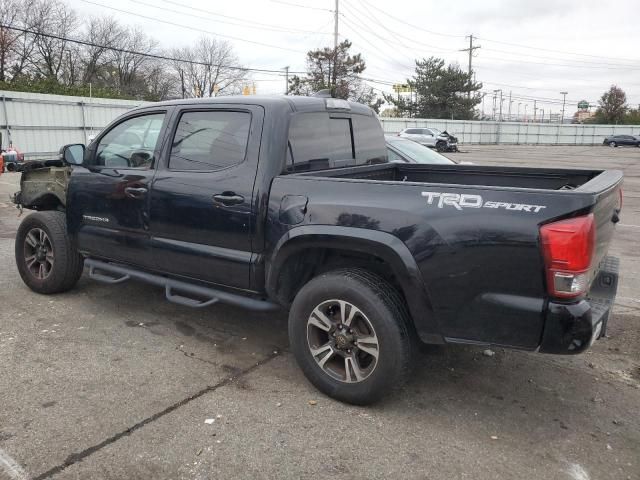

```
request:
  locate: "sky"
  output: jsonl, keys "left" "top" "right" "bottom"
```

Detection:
{"left": 67, "top": 0, "right": 640, "bottom": 118}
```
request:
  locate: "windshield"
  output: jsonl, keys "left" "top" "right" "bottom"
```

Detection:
{"left": 429, "top": 128, "right": 442, "bottom": 136}
{"left": 387, "top": 138, "right": 454, "bottom": 164}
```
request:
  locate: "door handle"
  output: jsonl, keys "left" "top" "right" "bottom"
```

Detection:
{"left": 212, "top": 192, "right": 245, "bottom": 206}
{"left": 124, "top": 186, "right": 148, "bottom": 198}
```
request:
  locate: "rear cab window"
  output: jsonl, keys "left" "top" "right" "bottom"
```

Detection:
{"left": 287, "top": 111, "right": 385, "bottom": 172}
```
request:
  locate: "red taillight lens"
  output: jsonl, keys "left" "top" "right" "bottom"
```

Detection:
{"left": 540, "top": 213, "right": 595, "bottom": 298}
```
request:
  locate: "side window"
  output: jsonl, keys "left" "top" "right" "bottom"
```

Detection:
{"left": 169, "top": 110, "right": 250, "bottom": 171}
{"left": 93, "top": 113, "right": 165, "bottom": 169}
{"left": 287, "top": 113, "right": 355, "bottom": 172}
{"left": 352, "top": 114, "right": 386, "bottom": 165}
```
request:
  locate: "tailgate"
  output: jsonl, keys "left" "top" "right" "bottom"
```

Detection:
{"left": 579, "top": 171, "right": 623, "bottom": 276}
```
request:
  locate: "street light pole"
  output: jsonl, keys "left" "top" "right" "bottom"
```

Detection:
{"left": 560, "top": 91, "right": 568, "bottom": 124}
{"left": 517, "top": 102, "right": 521, "bottom": 121}
{"left": 493, "top": 89, "right": 502, "bottom": 121}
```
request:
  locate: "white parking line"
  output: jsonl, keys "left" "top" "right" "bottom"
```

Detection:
{"left": 0, "top": 180, "right": 19, "bottom": 186}
{"left": 619, "top": 223, "right": 640, "bottom": 229}
{"left": 0, "top": 448, "right": 28, "bottom": 480}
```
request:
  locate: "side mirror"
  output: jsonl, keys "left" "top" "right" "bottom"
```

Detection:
{"left": 60, "top": 144, "right": 85, "bottom": 166}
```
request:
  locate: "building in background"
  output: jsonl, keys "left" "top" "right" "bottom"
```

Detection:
{"left": 573, "top": 100, "right": 595, "bottom": 123}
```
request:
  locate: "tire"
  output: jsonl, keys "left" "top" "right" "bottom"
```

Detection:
{"left": 6, "top": 162, "right": 15, "bottom": 172}
{"left": 15, "top": 211, "right": 84, "bottom": 294}
{"left": 288, "top": 268, "right": 412, "bottom": 405}
{"left": 609, "top": 141, "right": 617, "bottom": 148}
{"left": 436, "top": 141, "right": 447, "bottom": 152}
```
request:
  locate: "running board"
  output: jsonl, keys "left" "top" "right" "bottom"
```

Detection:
{"left": 85, "top": 259, "right": 280, "bottom": 312}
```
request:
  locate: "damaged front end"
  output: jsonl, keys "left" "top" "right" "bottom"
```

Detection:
{"left": 12, "top": 159, "right": 71, "bottom": 211}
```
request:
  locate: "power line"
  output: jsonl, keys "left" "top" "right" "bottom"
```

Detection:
{"left": 481, "top": 54, "right": 640, "bottom": 71}
{"left": 354, "top": 0, "right": 465, "bottom": 39}
{"left": 342, "top": 2, "right": 456, "bottom": 54}
{"left": 157, "top": 0, "right": 329, "bottom": 34}
{"left": 477, "top": 36, "right": 640, "bottom": 65}
{"left": 78, "top": 0, "right": 307, "bottom": 53}
{"left": 0, "top": 24, "right": 307, "bottom": 75}
{"left": 269, "top": 0, "right": 334, "bottom": 12}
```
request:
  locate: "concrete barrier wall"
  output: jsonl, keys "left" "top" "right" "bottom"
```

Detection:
{"left": 2, "top": 91, "right": 640, "bottom": 158}
{"left": 0, "top": 91, "right": 145, "bottom": 159}
{"left": 379, "top": 117, "right": 640, "bottom": 145}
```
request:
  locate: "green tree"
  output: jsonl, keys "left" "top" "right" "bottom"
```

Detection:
{"left": 623, "top": 109, "right": 640, "bottom": 125}
{"left": 288, "top": 39, "right": 381, "bottom": 111}
{"left": 385, "top": 57, "right": 482, "bottom": 120}
{"left": 594, "top": 85, "right": 627, "bottom": 124}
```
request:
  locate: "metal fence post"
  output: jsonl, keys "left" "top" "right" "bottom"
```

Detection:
{"left": 2, "top": 94, "right": 11, "bottom": 146}
{"left": 80, "top": 101, "right": 87, "bottom": 144}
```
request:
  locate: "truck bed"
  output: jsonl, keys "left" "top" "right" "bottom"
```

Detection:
{"left": 299, "top": 162, "right": 614, "bottom": 192}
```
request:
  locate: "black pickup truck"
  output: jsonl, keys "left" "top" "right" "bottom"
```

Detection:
{"left": 13, "top": 95, "right": 622, "bottom": 404}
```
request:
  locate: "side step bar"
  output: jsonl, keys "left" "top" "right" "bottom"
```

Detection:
{"left": 85, "top": 258, "right": 280, "bottom": 312}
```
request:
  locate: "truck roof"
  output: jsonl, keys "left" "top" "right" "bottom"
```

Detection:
{"left": 138, "top": 95, "right": 375, "bottom": 116}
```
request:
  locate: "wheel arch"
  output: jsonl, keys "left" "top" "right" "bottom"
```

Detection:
{"left": 266, "top": 225, "right": 442, "bottom": 344}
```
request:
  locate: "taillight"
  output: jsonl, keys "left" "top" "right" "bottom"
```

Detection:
{"left": 540, "top": 213, "right": 595, "bottom": 298}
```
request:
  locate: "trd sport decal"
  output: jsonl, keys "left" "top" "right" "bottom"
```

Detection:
{"left": 421, "top": 192, "right": 546, "bottom": 213}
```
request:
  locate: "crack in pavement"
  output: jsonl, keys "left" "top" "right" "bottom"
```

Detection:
{"left": 31, "top": 350, "right": 283, "bottom": 480}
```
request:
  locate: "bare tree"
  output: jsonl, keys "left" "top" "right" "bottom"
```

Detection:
{"left": 172, "top": 36, "right": 246, "bottom": 98}
{"left": 110, "top": 26, "right": 156, "bottom": 96}
{"left": 30, "top": 0, "right": 78, "bottom": 80}
{"left": 81, "top": 16, "right": 123, "bottom": 84}
{"left": 145, "top": 60, "right": 176, "bottom": 100}
{"left": 0, "top": 0, "right": 21, "bottom": 81}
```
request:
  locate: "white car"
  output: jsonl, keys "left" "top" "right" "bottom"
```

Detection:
{"left": 397, "top": 127, "right": 458, "bottom": 152}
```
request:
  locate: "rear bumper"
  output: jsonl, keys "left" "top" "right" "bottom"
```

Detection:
{"left": 539, "top": 256, "right": 619, "bottom": 354}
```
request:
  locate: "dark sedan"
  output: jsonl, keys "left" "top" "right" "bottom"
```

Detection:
{"left": 603, "top": 135, "right": 640, "bottom": 147}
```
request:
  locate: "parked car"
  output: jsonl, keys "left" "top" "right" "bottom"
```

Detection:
{"left": 386, "top": 136, "right": 456, "bottom": 164}
{"left": 13, "top": 95, "right": 622, "bottom": 405}
{"left": 397, "top": 127, "right": 458, "bottom": 152}
{"left": 603, "top": 135, "right": 640, "bottom": 147}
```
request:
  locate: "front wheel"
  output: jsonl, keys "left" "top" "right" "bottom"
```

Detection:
{"left": 15, "top": 211, "right": 84, "bottom": 294}
{"left": 436, "top": 141, "right": 447, "bottom": 152}
{"left": 289, "top": 268, "right": 412, "bottom": 405}
{"left": 609, "top": 141, "right": 617, "bottom": 148}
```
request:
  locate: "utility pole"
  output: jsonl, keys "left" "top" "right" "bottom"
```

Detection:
{"left": 284, "top": 66, "right": 289, "bottom": 95}
{"left": 533, "top": 100, "right": 537, "bottom": 122}
{"left": 524, "top": 104, "right": 528, "bottom": 122}
{"left": 498, "top": 90, "right": 503, "bottom": 121}
{"left": 492, "top": 91, "right": 497, "bottom": 120}
{"left": 517, "top": 102, "right": 521, "bottom": 121}
{"left": 460, "top": 34, "right": 481, "bottom": 101}
{"left": 560, "top": 91, "right": 568, "bottom": 124}
{"left": 481, "top": 93, "right": 486, "bottom": 118}
{"left": 332, "top": 0, "right": 339, "bottom": 94}
{"left": 540, "top": 109, "right": 545, "bottom": 123}
{"left": 508, "top": 91, "right": 512, "bottom": 121}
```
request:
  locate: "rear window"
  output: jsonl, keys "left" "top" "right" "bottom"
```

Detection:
{"left": 169, "top": 110, "right": 250, "bottom": 171}
{"left": 287, "top": 112, "right": 385, "bottom": 172}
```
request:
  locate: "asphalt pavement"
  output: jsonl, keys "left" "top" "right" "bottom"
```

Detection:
{"left": 0, "top": 145, "right": 638, "bottom": 480}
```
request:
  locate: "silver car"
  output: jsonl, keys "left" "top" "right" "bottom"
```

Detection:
{"left": 397, "top": 127, "right": 458, "bottom": 152}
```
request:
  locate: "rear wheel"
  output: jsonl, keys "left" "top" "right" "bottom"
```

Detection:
{"left": 15, "top": 211, "right": 84, "bottom": 294}
{"left": 289, "top": 268, "right": 412, "bottom": 405}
